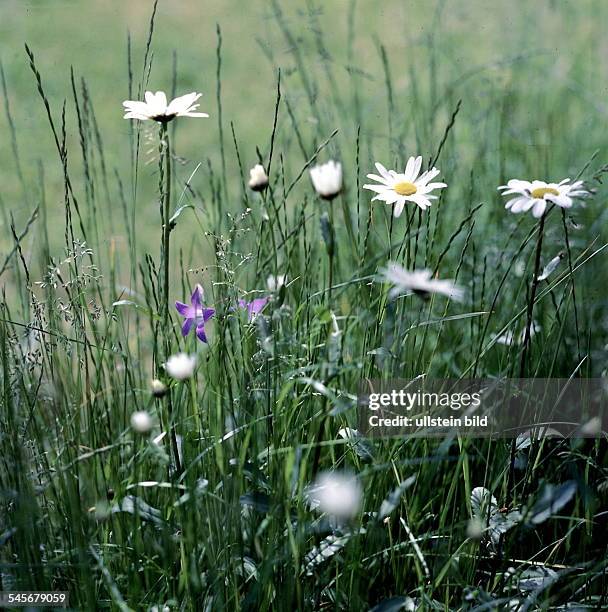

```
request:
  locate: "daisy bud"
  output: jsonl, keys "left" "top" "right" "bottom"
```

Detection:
{"left": 151, "top": 379, "right": 168, "bottom": 398}
{"left": 266, "top": 274, "right": 286, "bottom": 292}
{"left": 164, "top": 352, "right": 197, "bottom": 380}
{"left": 310, "top": 160, "right": 343, "bottom": 200}
{"left": 248, "top": 164, "right": 269, "bottom": 192}
{"left": 130, "top": 410, "right": 153, "bottom": 433}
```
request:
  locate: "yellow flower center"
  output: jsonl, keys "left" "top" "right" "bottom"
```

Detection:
{"left": 530, "top": 187, "right": 559, "bottom": 199}
{"left": 394, "top": 181, "right": 417, "bottom": 196}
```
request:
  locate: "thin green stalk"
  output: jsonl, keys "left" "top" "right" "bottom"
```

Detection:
{"left": 519, "top": 212, "right": 546, "bottom": 378}
{"left": 160, "top": 122, "right": 172, "bottom": 358}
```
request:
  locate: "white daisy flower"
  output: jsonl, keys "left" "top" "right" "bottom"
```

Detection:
{"left": 248, "top": 164, "right": 269, "bottom": 192}
{"left": 308, "top": 471, "right": 362, "bottom": 519}
{"left": 498, "top": 178, "right": 588, "bottom": 219}
{"left": 164, "top": 352, "right": 197, "bottom": 380}
{"left": 310, "top": 160, "right": 343, "bottom": 200}
{"left": 123, "top": 91, "right": 209, "bottom": 122}
{"left": 380, "top": 263, "right": 464, "bottom": 302}
{"left": 130, "top": 410, "right": 153, "bottom": 433}
{"left": 363, "top": 156, "right": 446, "bottom": 217}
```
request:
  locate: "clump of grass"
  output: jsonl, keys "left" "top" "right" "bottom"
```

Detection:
{"left": 1, "top": 2, "right": 608, "bottom": 610}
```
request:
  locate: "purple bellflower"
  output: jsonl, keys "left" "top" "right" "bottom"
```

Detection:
{"left": 175, "top": 285, "right": 215, "bottom": 343}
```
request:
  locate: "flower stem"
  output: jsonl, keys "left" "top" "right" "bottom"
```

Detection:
{"left": 328, "top": 204, "right": 334, "bottom": 304}
{"left": 507, "top": 211, "right": 546, "bottom": 506}
{"left": 160, "top": 123, "right": 172, "bottom": 358}
{"left": 159, "top": 124, "right": 182, "bottom": 476}
{"left": 519, "top": 212, "right": 545, "bottom": 378}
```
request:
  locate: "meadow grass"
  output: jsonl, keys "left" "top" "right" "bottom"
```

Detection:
{"left": 1, "top": 0, "right": 608, "bottom": 609}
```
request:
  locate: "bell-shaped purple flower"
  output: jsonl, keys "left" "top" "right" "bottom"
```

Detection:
{"left": 175, "top": 285, "right": 215, "bottom": 343}
{"left": 238, "top": 296, "right": 270, "bottom": 322}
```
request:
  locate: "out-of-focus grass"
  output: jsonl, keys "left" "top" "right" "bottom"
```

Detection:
{"left": 2, "top": 0, "right": 607, "bottom": 253}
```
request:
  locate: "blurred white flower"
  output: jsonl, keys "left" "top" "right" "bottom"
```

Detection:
{"left": 266, "top": 274, "right": 286, "bottom": 291}
{"left": 380, "top": 263, "right": 464, "bottom": 302}
{"left": 363, "top": 157, "right": 446, "bottom": 217}
{"left": 498, "top": 179, "right": 588, "bottom": 219}
{"left": 248, "top": 164, "right": 269, "bottom": 192}
{"left": 337, "top": 427, "right": 359, "bottom": 440}
{"left": 466, "top": 517, "right": 485, "bottom": 540}
{"left": 493, "top": 322, "right": 540, "bottom": 346}
{"left": 308, "top": 471, "right": 362, "bottom": 519}
{"left": 310, "top": 160, "right": 343, "bottom": 200}
{"left": 537, "top": 252, "right": 564, "bottom": 281}
{"left": 164, "top": 352, "right": 197, "bottom": 380}
{"left": 130, "top": 410, "right": 153, "bottom": 433}
{"left": 123, "top": 91, "right": 209, "bottom": 122}
{"left": 580, "top": 416, "right": 602, "bottom": 436}
{"left": 151, "top": 379, "right": 168, "bottom": 398}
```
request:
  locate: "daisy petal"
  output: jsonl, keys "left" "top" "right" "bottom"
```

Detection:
{"left": 411, "top": 156, "right": 423, "bottom": 181}
{"left": 374, "top": 162, "right": 392, "bottom": 181}
{"left": 363, "top": 183, "right": 390, "bottom": 194}
{"left": 422, "top": 182, "right": 447, "bottom": 190}
{"left": 410, "top": 194, "right": 432, "bottom": 210}
{"left": 532, "top": 200, "right": 547, "bottom": 218}
{"left": 166, "top": 92, "right": 201, "bottom": 115}
{"left": 154, "top": 91, "right": 167, "bottom": 109}
{"left": 510, "top": 197, "right": 529, "bottom": 213}
{"left": 417, "top": 168, "right": 440, "bottom": 185}
{"left": 393, "top": 200, "right": 405, "bottom": 217}
{"left": 365, "top": 173, "right": 391, "bottom": 184}
{"left": 403, "top": 156, "right": 417, "bottom": 181}
{"left": 553, "top": 195, "right": 572, "bottom": 208}
{"left": 123, "top": 112, "right": 150, "bottom": 120}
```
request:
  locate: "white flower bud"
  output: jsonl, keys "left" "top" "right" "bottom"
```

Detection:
{"left": 310, "top": 160, "right": 343, "bottom": 200}
{"left": 266, "top": 274, "right": 286, "bottom": 291}
{"left": 151, "top": 379, "right": 168, "bottom": 398}
{"left": 248, "top": 164, "right": 269, "bottom": 192}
